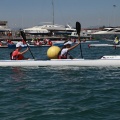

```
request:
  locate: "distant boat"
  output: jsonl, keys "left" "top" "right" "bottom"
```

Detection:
{"left": 91, "top": 27, "right": 120, "bottom": 39}
{"left": 23, "top": 22, "right": 76, "bottom": 35}
{"left": 69, "top": 31, "right": 92, "bottom": 39}
{"left": 0, "top": 21, "right": 11, "bottom": 32}
{"left": 92, "top": 27, "right": 120, "bottom": 35}
{"left": 23, "top": 24, "right": 50, "bottom": 35}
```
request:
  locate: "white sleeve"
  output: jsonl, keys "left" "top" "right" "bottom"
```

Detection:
{"left": 60, "top": 48, "right": 68, "bottom": 56}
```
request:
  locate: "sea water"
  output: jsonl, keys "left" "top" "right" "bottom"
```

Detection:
{"left": 0, "top": 40, "right": 120, "bottom": 120}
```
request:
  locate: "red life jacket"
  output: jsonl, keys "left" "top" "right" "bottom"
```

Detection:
{"left": 58, "top": 55, "right": 67, "bottom": 59}
{"left": 11, "top": 50, "right": 24, "bottom": 60}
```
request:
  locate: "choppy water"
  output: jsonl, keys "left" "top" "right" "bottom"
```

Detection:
{"left": 0, "top": 40, "right": 120, "bottom": 120}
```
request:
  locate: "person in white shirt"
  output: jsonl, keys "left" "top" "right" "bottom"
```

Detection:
{"left": 58, "top": 41, "right": 80, "bottom": 59}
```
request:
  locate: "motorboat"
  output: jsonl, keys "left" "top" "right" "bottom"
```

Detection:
{"left": 92, "top": 27, "right": 120, "bottom": 39}
{"left": 39, "top": 22, "right": 75, "bottom": 31}
{"left": 69, "top": 31, "right": 92, "bottom": 40}
{"left": 23, "top": 24, "right": 50, "bottom": 35}
{"left": 23, "top": 22, "right": 76, "bottom": 35}
{"left": 92, "top": 27, "right": 120, "bottom": 35}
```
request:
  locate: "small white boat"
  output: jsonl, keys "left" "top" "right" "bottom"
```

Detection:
{"left": 91, "top": 27, "right": 120, "bottom": 39}
{"left": 92, "top": 27, "right": 120, "bottom": 35}
{"left": 1, "top": 56, "right": 120, "bottom": 67}
{"left": 88, "top": 44, "right": 120, "bottom": 48}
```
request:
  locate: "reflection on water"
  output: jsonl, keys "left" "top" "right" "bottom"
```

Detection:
{"left": 11, "top": 67, "right": 26, "bottom": 82}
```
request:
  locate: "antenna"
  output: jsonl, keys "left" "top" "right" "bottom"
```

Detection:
{"left": 52, "top": 0, "right": 54, "bottom": 25}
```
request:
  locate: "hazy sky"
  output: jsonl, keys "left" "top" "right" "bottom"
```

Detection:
{"left": 0, "top": 0, "right": 120, "bottom": 28}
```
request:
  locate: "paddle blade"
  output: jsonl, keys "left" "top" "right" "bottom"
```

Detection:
{"left": 20, "top": 30, "right": 35, "bottom": 59}
{"left": 76, "top": 22, "right": 81, "bottom": 35}
{"left": 20, "top": 30, "right": 26, "bottom": 41}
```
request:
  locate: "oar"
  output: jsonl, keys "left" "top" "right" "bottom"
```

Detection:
{"left": 76, "top": 22, "right": 83, "bottom": 58}
{"left": 20, "top": 30, "right": 35, "bottom": 59}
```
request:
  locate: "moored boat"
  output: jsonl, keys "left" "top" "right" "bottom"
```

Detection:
{"left": 88, "top": 44, "right": 116, "bottom": 47}
{"left": 88, "top": 44, "right": 120, "bottom": 48}
{"left": 88, "top": 44, "right": 115, "bottom": 47}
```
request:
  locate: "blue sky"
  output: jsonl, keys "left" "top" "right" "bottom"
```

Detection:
{"left": 0, "top": 0, "right": 120, "bottom": 28}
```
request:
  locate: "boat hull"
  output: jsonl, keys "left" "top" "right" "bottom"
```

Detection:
{"left": 0, "top": 59, "right": 120, "bottom": 67}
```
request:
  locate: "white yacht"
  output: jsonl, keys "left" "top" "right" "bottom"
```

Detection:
{"left": 92, "top": 27, "right": 120, "bottom": 39}
{"left": 69, "top": 30, "right": 92, "bottom": 39}
{"left": 92, "top": 27, "right": 120, "bottom": 35}
{"left": 23, "top": 22, "right": 76, "bottom": 35}
{"left": 23, "top": 24, "right": 50, "bottom": 35}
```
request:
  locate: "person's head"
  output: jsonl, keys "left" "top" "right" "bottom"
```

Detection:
{"left": 64, "top": 41, "right": 72, "bottom": 48}
{"left": 16, "top": 42, "right": 24, "bottom": 50}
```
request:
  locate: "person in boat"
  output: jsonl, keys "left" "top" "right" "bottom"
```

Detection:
{"left": 113, "top": 36, "right": 119, "bottom": 45}
{"left": 11, "top": 42, "right": 29, "bottom": 60}
{"left": 7, "top": 40, "right": 14, "bottom": 45}
{"left": 58, "top": 41, "right": 80, "bottom": 59}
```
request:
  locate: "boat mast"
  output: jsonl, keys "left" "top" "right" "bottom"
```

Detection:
{"left": 52, "top": 0, "right": 54, "bottom": 25}
{"left": 113, "top": 5, "right": 116, "bottom": 27}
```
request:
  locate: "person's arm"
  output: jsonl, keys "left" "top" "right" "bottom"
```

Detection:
{"left": 68, "top": 42, "right": 80, "bottom": 51}
{"left": 21, "top": 48, "right": 29, "bottom": 54}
